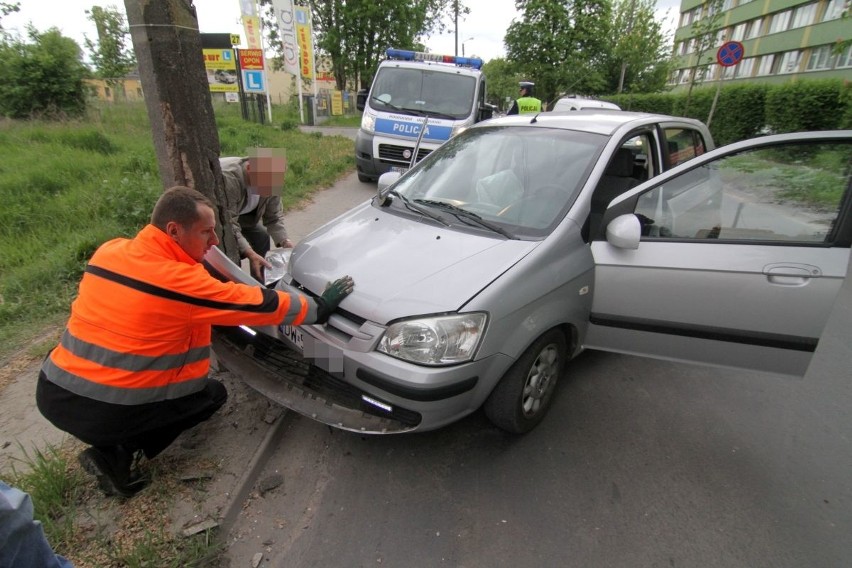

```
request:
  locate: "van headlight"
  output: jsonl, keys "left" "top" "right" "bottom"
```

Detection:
{"left": 361, "top": 111, "right": 377, "bottom": 134}
{"left": 378, "top": 313, "right": 487, "bottom": 366}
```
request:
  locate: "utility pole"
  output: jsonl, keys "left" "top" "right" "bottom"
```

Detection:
{"left": 123, "top": 0, "right": 238, "bottom": 260}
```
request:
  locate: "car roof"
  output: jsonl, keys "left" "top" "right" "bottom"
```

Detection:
{"left": 552, "top": 97, "right": 621, "bottom": 110}
{"left": 478, "top": 110, "right": 704, "bottom": 137}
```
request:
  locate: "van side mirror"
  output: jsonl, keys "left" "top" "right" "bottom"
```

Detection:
{"left": 356, "top": 89, "right": 368, "bottom": 111}
{"left": 478, "top": 103, "right": 496, "bottom": 122}
{"left": 606, "top": 214, "right": 641, "bottom": 249}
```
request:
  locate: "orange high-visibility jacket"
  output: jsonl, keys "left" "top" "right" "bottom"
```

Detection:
{"left": 42, "top": 224, "right": 317, "bottom": 405}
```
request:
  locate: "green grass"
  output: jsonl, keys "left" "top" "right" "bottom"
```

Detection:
{"left": 320, "top": 113, "right": 362, "bottom": 128}
{"left": 0, "top": 101, "right": 354, "bottom": 362}
{"left": 5, "top": 443, "right": 224, "bottom": 567}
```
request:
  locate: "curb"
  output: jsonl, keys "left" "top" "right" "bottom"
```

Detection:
{"left": 218, "top": 410, "right": 291, "bottom": 534}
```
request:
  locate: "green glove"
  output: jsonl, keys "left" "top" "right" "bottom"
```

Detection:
{"left": 315, "top": 275, "right": 354, "bottom": 323}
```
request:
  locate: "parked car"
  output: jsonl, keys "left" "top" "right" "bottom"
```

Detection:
{"left": 550, "top": 96, "right": 621, "bottom": 112}
{"left": 207, "top": 111, "right": 851, "bottom": 435}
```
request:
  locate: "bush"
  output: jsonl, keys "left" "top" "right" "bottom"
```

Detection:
{"left": 765, "top": 80, "right": 850, "bottom": 133}
{"left": 0, "top": 28, "right": 88, "bottom": 119}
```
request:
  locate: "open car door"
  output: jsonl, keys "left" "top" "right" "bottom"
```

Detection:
{"left": 585, "top": 131, "right": 852, "bottom": 377}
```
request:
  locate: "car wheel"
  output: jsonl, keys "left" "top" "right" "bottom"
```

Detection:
{"left": 484, "top": 329, "right": 567, "bottom": 434}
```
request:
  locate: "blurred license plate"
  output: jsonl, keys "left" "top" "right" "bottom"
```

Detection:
{"left": 279, "top": 324, "right": 304, "bottom": 353}
{"left": 390, "top": 166, "right": 408, "bottom": 174}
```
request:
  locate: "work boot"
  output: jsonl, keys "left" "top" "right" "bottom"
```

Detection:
{"left": 78, "top": 446, "right": 150, "bottom": 498}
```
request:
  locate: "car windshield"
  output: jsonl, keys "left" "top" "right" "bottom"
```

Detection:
{"left": 387, "top": 126, "right": 606, "bottom": 238}
{"left": 369, "top": 67, "right": 477, "bottom": 120}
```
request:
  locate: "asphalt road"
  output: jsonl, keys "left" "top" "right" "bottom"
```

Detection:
{"left": 224, "top": 153, "right": 852, "bottom": 568}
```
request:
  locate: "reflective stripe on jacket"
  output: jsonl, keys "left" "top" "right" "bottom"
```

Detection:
{"left": 516, "top": 96, "right": 542, "bottom": 114}
{"left": 42, "top": 224, "right": 314, "bottom": 405}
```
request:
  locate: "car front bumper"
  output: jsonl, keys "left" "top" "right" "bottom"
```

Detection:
{"left": 211, "top": 324, "right": 513, "bottom": 434}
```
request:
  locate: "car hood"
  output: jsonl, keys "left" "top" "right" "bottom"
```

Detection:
{"left": 290, "top": 202, "right": 538, "bottom": 323}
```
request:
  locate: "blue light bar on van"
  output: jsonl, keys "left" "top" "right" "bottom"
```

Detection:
{"left": 385, "top": 48, "right": 483, "bottom": 70}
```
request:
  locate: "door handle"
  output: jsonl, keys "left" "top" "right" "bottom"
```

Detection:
{"left": 763, "top": 263, "right": 821, "bottom": 286}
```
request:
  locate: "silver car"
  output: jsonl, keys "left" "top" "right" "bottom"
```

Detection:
{"left": 208, "top": 112, "right": 851, "bottom": 434}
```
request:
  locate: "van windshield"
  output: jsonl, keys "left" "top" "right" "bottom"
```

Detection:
{"left": 389, "top": 126, "right": 606, "bottom": 238}
{"left": 369, "top": 67, "right": 477, "bottom": 120}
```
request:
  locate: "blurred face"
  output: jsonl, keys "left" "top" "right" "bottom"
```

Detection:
{"left": 169, "top": 204, "right": 219, "bottom": 262}
{"left": 247, "top": 154, "right": 287, "bottom": 197}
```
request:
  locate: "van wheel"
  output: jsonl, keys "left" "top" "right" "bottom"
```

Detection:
{"left": 484, "top": 329, "right": 567, "bottom": 434}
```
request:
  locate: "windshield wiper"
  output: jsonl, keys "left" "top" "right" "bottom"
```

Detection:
{"left": 414, "top": 199, "right": 514, "bottom": 239}
{"left": 388, "top": 191, "right": 449, "bottom": 226}
{"left": 420, "top": 110, "right": 456, "bottom": 120}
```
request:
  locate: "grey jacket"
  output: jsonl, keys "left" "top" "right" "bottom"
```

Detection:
{"left": 220, "top": 157, "right": 289, "bottom": 255}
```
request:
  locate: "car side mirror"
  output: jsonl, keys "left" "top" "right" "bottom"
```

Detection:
{"left": 606, "top": 214, "right": 641, "bottom": 249}
{"left": 376, "top": 172, "right": 401, "bottom": 205}
{"left": 356, "top": 89, "right": 368, "bottom": 111}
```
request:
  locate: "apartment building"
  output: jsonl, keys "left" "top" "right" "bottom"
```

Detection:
{"left": 669, "top": 0, "right": 851, "bottom": 87}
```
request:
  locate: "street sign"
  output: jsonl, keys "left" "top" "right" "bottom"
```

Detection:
{"left": 717, "top": 41, "right": 745, "bottom": 67}
{"left": 242, "top": 69, "right": 265, "bottom": 93}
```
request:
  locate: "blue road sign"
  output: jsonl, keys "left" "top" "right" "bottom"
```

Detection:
{"left": 242, "top": 70, "right": 265, "bottom": 93}
{"left": 717, "top": 41, "right": 745, "bottom": 67}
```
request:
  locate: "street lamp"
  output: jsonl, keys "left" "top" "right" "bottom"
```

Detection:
{"left": 462, "top": 36, "right": 475, "bottom": 58}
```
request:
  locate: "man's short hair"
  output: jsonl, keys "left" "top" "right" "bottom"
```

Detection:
{"left": 151, "top": 186, "right": 214, "bottom": 231}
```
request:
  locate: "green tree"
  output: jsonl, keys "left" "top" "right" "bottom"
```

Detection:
{"left": 261, "top": 0, "right": 462, "bottom": 91}
{"left": 607, "top": 0, "right": 672, "bottom": 93}
{"left": 0, "top": 27, "right": 88, "bottom": 118}
{"left": 482, "top": 57, "right": 522, "bottom": 112}
{"left": 682, "top": 0, "right": 724, "bottom": 112}
{"left": 505, "top": 0, "right": 612, "bottom": 107}
{"left": 84, "top": 5, "right": 136, "bottom": 98}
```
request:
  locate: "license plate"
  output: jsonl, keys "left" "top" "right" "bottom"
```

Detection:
{"left": 279, "top": 324, "right": 304, "bottom": 353}
{"left": 390, "top": 166, "right": 408, "bottom": 174}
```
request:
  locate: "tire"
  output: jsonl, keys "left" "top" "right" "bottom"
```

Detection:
{"left": 484, "top": 329, "right": 567, "bottom": 434}
{"left": 357, "top": 172, "right": 373, "bottom": 183}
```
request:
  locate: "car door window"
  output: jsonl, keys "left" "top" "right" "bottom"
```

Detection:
{"left": 663, "top": 128, "right": 707, "bottom": 169}
{"left": 635, "top": 141, "right": 851, "bottom": 243}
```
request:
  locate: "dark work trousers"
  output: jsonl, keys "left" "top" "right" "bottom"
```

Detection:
{"left": 36, "top": 372, "right": 227, "bottom": 460}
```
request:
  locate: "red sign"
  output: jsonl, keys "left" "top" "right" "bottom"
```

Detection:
{"left": 239, "top": 49, "right": 264, "bottom": 70}
{"left": 717, "top": 41, "right": 744, "bottom": 67}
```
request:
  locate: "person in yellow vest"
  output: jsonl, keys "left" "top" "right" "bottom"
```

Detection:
{"left": 36, "top": 186, "right": 354, "bottom": 498}
{"left": 507, "top": 81, "right": 542, "bottom": 115}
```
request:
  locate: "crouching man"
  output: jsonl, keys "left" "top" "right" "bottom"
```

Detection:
{"left": 36, "top": 186, "right": 353, "bottom": 498}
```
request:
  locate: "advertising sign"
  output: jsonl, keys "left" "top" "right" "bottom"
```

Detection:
{"left": 294, "top": 6, "right": 314, "bottom": 80}
{"left": 203, "top": 48, "right": 238, "bottom": 92}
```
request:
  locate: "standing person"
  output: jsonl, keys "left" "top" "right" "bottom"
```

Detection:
{"left": 220, "top": 148, "right": 295, "bottom": 282}
{"left": 506, "top": 81, "right": 542, "bottom": 115}
{"left": 36, "top": 186, "right": 354, "bottom": 498}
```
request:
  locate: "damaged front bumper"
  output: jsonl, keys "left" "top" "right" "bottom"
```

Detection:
{"left": 212, "top": 326, "right": 422, "bottom": 434}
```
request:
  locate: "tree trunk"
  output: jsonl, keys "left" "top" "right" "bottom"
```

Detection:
{"left": 124, "top": 0, "right": 238, "bottom": 261}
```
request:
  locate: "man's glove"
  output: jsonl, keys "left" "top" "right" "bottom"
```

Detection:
{"left": 314, "top": 275, "right": 354, "bottom": 324}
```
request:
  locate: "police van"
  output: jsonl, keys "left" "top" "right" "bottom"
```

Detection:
{"left": 355, "top": 48, "right": 493, "bottom": 182}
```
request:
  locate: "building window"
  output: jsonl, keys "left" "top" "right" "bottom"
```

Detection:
{"left": 806, "top": 45, "right": 836, "bottom": 70}
{"left": 722, "top": 65, "right": 736, "bottom": 78}
{"left": 736, "top": 57, "right": 755, "bottom": 77}
{"left": 745, "top": 17, "right": 763, "bottom": 39}
{"left": 822, "top": 0, "right": 845, "bottom": 21}
{"left": 835, "top": 45, "right": 852, "bottom": 68}
{"left": 731, "top": 23, "right": 746, "bottom": 41}
{"left": 757, "top": 54, "right": 775, "bottom": 75}
{"left": 791, "top": 3, "right": 817, "bottom": 28}
{"left": 778, "top": 50, "right": 802, "bottom": 74}
{"left": 722, "top": 0, "right": 735, "bottom": 10}
{"left": 769, "top": 10, "right": 791, "bottom": 33}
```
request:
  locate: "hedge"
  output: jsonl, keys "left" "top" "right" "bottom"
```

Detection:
{"left": 605, "top": 79, "right": 851, "bottom": 146}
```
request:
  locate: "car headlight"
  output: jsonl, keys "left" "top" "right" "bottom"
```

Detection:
{"left": 361, "top": 111, "right": 377, "bottom": 134}
{"left": 378, "top": 313, "right": 487, "bottom": 366}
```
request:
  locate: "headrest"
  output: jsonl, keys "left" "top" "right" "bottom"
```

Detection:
{"left": 605, "top": 148, "right": 634, "bottom": 177}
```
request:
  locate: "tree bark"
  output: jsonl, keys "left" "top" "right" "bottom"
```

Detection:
{"left": 124, "top": 0, "right": 238, "bottom": 261}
